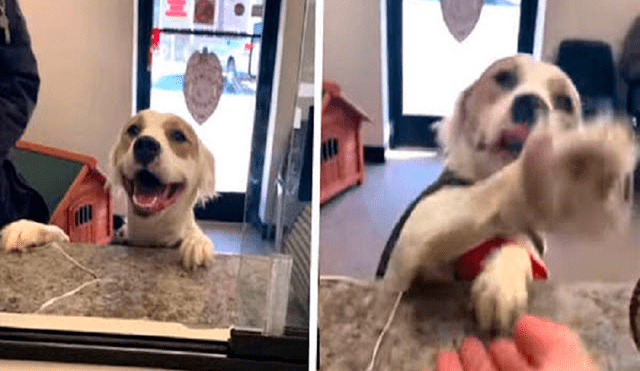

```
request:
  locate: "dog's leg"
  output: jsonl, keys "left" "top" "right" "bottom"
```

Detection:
{"left": 471, "top": 242, "right": 533, "bottom": 333}
{"left": 383, "top": 163, "right": 530, "bottom": 292}
{"left": 179, "top": 227, "right": 214, "bottom": 270}
{"left": 1, "top": 219, "right": 69, "bottom": 252}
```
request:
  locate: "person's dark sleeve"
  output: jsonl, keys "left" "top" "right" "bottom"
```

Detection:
{"left": 0, "top": 0, "right": 39, "bottom": 162}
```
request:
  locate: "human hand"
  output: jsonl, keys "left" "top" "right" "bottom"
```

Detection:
{"left": 425, "top": 314, "right": 596, "bottom": 371}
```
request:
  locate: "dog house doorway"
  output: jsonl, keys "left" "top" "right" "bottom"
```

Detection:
{"left": 136, "top": 0, "right": 279, "bottom": 226}
{"left": 386, "top": 0, "right": 540, "bottom": 148}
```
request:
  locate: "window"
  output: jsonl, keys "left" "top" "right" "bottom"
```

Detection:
{"left": 74, "top": 204, "right": 92, "bottom": 227}
{"left": 386, "top": 0, "right": 539, "bottom": 148}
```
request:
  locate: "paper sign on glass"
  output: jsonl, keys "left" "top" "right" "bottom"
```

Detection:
{"left": 194, "top": 0, "right": 215, "bottom": 25}
{"left": 441, "top": 0, "right": 483, "bottom": 42}
{"left": 183, "top": 51, "right": 223, "bottom": 125}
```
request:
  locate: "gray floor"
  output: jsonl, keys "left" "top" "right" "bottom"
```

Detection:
{"left": 320, "top": 151, "right": 640, "bottom": 283}
{"left": 198, "top": 221, "right": 275, "bottom": 255}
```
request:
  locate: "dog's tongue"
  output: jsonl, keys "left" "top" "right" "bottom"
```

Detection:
{"left": 131, "top": 170, "right": 165, "bottom": 209}
{"left": 502, "top": 125, "right": 531, "bottom": 154}
{"left": 132, "top": 179, "right": 168, "bottom": 212}
{"left": 133, "top": 190, "right": 159, "bottom": 208}
{"left": 503, "top": 125, "right": 530, "bottom": 142}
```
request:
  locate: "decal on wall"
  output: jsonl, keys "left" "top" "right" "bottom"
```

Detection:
{"left": 440, "top": 0, "right": 483, "bottom": 42}
{"left": 184, "top": 51, "right": 223, "bottom": 125}
{"left": 194, "top": 0, "right": 215, "bottom": 25}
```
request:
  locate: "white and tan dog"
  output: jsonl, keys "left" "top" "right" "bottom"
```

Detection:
{"left": 1, "top": 110, "right": 215, "bottom": 270}
{"left": 110, "top": 109, "right": 216, "bottom": 269}
{"left": 377, "top": 54, "right": 637, "bottom": 333}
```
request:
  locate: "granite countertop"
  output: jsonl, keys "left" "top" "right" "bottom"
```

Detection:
{"left": 320, "top": 278, "right": 640, "bottom": 371}
{"left": 0, "top": 242, "right": 270, "bottom": 330}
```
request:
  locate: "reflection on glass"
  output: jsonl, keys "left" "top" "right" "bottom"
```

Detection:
{"left": 150, "top": 0, "right": 263, "bottom": 193}
{"left": 237, "top": 0, "right": 314, "bottom": 334}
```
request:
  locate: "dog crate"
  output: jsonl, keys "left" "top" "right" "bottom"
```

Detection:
{"left": 9, "top": 141, "right": 112, "bottom": 244}
{"left": 321, "top": 81, "right": 371, "bottom": 205}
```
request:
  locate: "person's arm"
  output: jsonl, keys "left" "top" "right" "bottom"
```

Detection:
{"left": 0, "top": 0, "right": 39, "bottom": 161}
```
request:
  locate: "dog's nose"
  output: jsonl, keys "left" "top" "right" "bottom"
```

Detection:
{"left": 133, "top": 136, "right": 161, "bottom": 166}
{"left": 512, "top": 94, "right": 547, "bottom": 126}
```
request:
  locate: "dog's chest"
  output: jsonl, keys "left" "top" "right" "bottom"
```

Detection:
{"left": 375, "top": 170, "right": 474, "bottom": 278}
{"left": 376, "top": 169, "right": 547, "bottom": 281}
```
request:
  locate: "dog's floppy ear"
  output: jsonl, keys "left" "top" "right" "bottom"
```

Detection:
{"left": 196, "top": 141, "right": 216, "bottom": 205}
{"left": 108, "top": 113, "right": 140, "bottom": 188}
{"left": 108, "top": 134, "right": 125, "bottom": 189}
{"left": 436, "top": 87, "right": 471, "bottom": 152}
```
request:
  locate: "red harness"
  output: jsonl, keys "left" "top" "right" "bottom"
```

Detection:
{"left": 453, "top": 237, "right": 548, "bottom": 281}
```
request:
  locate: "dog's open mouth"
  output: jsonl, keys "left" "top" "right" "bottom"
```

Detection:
{"left": 496, "top": 125, "right": 531, "bottom": 156}
{"left": 123, "top": 170, "right": 185, "bottom": 216}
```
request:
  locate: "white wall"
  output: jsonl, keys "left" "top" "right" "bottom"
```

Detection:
{"left": 323, "top": 0, "right": 384, "bottom": 147}
{"left": 541, "top": 0, "right": 640, "bottom": 63}
{"left": 18, "top": 0, "right": 135, "bottom": 214}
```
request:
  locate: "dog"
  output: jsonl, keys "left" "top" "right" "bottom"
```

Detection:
{"left": 376, "top": 54, "right": 637, "bottom": 333}
{"left": 110, "top": 109, "right": 216, "bottom": 269}
{"left": 1, "top": 219, "right": 69, "bottom": 252}
{"left": 1, "top": 110, "right": 216, "bottom": 270}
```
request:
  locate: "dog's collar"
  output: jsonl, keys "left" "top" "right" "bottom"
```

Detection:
{"left": 434, "top": 169, "right": 475, "bottom": 188}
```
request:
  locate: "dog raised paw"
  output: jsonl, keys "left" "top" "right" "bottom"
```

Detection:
{"left": 1, "top": 219, "right": 70, "bottom": 252}
{"left": 521, "top": 122, "right": 637, "bottom": 236}
{"left": 179, "top": 232, "right": 214, "bottom": 270}
{"left": 471, "top": 246, "right": 532, "bottom": 333}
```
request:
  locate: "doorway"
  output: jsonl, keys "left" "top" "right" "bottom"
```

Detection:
{"left": 387, "top": 0, "right": 539, "bottom": 148}
{"left": 136, "top": 0, "right": 280, "bottom": 224}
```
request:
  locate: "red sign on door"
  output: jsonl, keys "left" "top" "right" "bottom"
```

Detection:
{"left": 165, "top": 0, "right": 188, "bottom": 17}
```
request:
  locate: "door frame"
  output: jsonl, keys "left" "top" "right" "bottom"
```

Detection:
{"left": 136, "top": 0, "right": 281, "bottom": 224}
{"left": 386, "top": 0, "right": 539, "bottom": 149}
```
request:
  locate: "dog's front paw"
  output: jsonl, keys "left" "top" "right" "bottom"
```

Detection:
{"left": 179, "top": 232, "right": 214, "bottom": 270}
{"left": 471, "top": 246, "right": 531, "bottom": 333}
{"left": 522, "top": 123, "right": 636, "bottom": 235}
{"left": 1, "top": 219, "right": 70, "bottom": 252}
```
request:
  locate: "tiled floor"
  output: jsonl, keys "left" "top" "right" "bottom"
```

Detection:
{"left": 320, "top": 150, "right": 640, "bottom": 283}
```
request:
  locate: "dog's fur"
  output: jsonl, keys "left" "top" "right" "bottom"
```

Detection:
{"left": 110, "top": 109, "right": 216, "bottom": 269}
{"left": 381, "top": 54, "right": 637, "bottom": 332}
{"left": 1, "top": 110, "right": 216, "bottom": 270}
{"left": 1, "top": 219, "right": 68, "bottom": 252}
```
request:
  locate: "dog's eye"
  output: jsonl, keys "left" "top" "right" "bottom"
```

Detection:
{"left": 171, "top": 130, "right": 187, "bottom": 143}
{"left": 127, "top": 124, "right": 141, "bottom": 137}
{"left": 495, "top": 70, "right": 518, "bottom": 90}
{"left": 553, "top": 94, "right": 574, "bottom": 113}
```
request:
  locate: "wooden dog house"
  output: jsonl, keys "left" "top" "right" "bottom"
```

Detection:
{"left": 321, "top": 81, "right": 371, "bottom": 205}
{"left": 9, "top": 141, "right": 112, "bottom": 244}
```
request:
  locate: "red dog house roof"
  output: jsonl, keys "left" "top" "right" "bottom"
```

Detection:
{"left": 11, "top": 141, "right": 112, "bottom": 245}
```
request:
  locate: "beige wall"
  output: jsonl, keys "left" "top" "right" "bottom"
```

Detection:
{"left": 18, "top": 0, "right": 135, "bottom": 213}
{"left": 541, "top": 0, "right": 640, "bottom": 63}
{"left": 260, "top": 0, "right": 313, "bottom": 224}
{"left": 542, "top": 0, "right": 640, "bottom": 110}
{"left": 323, "top": 0, "right": 384, "bottom": 147}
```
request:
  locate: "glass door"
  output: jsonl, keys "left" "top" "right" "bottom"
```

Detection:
{"left": 387, "top": 0, "right": 539, "bottom": 148}
{"left": 138, "top": 0, "right": 268, "bottom": 222}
